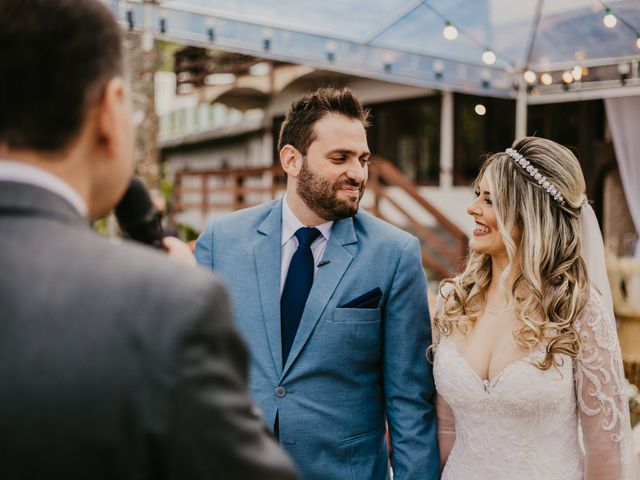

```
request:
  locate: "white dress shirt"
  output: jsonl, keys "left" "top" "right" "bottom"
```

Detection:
{"left": 280, "top": 195, "right": 333, "bottom": 295}
{"left": 0, "top": 160, "right": 88, "bottom": 218}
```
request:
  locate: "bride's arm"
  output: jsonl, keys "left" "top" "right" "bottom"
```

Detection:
{"left": 431, "top": 289, "right": 456, "bottom": 471}
{"left": 436, "top": 393, "right": 456, "bottom": 469}
{"left": 574, "top": 291, "right": 635, "bottom": 480}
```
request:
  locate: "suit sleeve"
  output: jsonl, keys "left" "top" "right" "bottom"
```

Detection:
{"left": 383, "top": 236, "right": 439, "bottom": 480}
{"left": 194, "top": 221, "right": 215, "bottom": 269}
{"left": 167, "top": 276, "right": 299, "bottom": 480}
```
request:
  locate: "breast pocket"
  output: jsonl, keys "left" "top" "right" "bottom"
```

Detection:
{"left": 332, "top": 308, "right": 381, "bottom": 324}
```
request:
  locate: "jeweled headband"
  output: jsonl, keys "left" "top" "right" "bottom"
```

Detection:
{"left": 504, "top": 148, "right": 565, "bottom": 205}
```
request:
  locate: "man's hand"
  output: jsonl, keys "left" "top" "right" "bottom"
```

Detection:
{"left": 163, "top": 236, "right": 196, "bottom": 267}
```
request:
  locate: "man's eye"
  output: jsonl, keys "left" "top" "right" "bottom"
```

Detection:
{"left": 331, "top": 156, "right": 346, "bottom": 162}
{"left": 360, "top": 158, "right": 370, "bottom": 165}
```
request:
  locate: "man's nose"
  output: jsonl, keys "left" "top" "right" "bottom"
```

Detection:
{"left": 346, "top": 159, "right": 366, "bottom": 183}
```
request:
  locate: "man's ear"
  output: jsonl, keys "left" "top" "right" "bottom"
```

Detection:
{"left": 96, "top": 77, "right": 127, "bottom": 157}
{"left": 280, "top": 144, "right": 302, "bottom": 177}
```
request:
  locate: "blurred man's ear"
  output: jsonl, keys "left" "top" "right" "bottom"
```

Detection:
{"left": 96, "top": 77, "right": 128, "bottom": 157}
{"left": 280, "top": 144, "right": 302, "bottom": 177}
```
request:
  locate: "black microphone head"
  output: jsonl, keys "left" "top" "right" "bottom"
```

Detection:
{"left": 114, "top": 177, "right": 154, "bottom": 224}
{"left": 114, "top": 177, "right": 164, "bottom": 248}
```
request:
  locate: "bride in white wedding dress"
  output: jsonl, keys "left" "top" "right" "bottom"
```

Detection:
{"left": 432, "top": 137, "right": 637, "bottom": 480}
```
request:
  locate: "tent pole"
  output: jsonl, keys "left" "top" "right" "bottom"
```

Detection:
{"left": 439, "top": 91, "right": 454, "bottom": 190}
{"left": 515, "top": 73, "right": 527, "bottom": 139}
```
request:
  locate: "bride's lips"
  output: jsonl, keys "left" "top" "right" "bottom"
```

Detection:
{"left": 473, "top": 221, "right": 490, "bottom": 236}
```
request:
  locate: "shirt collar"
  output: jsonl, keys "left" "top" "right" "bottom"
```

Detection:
{"left": 0, "top": 160, "right": 88, "bottom": 218}
{"left": 281, "top": 194, "right": 333, "bottom": 246}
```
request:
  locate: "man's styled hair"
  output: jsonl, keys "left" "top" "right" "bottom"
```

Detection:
{"left": 0, "top": 0, "right": 124, "bottom": 152}
{"left": 278, "top": 87, "right": 370, "bottom": 155}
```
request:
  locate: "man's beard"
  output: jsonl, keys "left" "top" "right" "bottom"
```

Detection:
{"left": 296, "top": 159, "right": 365, "bottom": 222}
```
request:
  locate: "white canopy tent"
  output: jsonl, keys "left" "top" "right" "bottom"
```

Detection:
{"left": 107, "top": 0, "right": 640, "bottom": 135}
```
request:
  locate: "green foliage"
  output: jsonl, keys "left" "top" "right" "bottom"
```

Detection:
{"left": 156, "top": 39, "right": 182, "bottom": 72}
{"left": 178, "top": 223, "right": 200, "bottom": 243}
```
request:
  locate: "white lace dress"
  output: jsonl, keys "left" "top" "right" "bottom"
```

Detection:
{"left": 433, "top": 291, "right": 636, "bottom": 480}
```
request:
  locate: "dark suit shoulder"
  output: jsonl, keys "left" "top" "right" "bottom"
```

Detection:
{"left": 97, "top": 235, "right": 225, "bottom": 314}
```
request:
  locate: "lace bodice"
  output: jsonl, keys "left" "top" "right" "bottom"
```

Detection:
{"left": 433, "top": 289, "right": 636, "bottom": 480}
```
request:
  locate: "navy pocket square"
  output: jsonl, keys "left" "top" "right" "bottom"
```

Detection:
{"left": 339, "top": 287, "right": 382, "bottom": 309}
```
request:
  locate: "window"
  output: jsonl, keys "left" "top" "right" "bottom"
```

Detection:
{"left": 453, "top": 93, "right": 515, "bottom": 185}
{"left": 527, "top": 100, "right": 604, "bottom": 182}
{"left": 367, "top": 96, "right": 441, "bottom": 185}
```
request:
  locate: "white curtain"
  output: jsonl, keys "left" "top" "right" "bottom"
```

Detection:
{"left": 605, "top": 96, "right": 640, "bottom": 258}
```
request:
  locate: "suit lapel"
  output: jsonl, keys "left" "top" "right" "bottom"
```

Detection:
{"left": 254, "top": 200, "right": 284, "bottom": 376}
{"left": 281, "top": 216, "right": 357, "bottom": 378}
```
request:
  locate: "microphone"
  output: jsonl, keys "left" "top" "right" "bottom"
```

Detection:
{"left": 114, "top": 177, "right": 165, "bottom": 250}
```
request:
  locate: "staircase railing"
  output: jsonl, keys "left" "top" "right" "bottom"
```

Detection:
{"left": 171, "top": 157, "right": 467, "bottom": 278}
{"left": 367, "top": 157, "right": 467, "bottom": 278}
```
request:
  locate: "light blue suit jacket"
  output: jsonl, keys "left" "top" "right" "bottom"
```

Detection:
{"left": 195, "top": 199, "right": 439, "bottom": 480}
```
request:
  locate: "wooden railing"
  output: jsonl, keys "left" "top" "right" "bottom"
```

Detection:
{"left": 171, "top": 157, "right": 467, "bottom": 278}
{"left": 367, "top": 157, "right": 468, "bottom": 277}
{"left": 172, "top": 165, "right": 286, "bottom": 215}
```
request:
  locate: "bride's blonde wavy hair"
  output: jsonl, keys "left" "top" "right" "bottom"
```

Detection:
{"left": 434, "top": 137, "right": 591, "bottom": 370}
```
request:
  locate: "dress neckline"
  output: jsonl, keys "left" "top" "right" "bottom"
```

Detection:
{"left": 440, "top": 336, "right": 538, "bottom": 393}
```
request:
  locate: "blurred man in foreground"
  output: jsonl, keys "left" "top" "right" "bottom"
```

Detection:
{"left": 0, "top": 1, "right": 297, "bottom": 479}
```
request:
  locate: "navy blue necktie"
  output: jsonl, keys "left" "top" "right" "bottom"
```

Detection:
{"left": 281, "top": 227, "right": 321, "bottom": 365}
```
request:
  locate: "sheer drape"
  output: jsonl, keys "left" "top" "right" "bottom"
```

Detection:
{"left": 604, "top": 96, "right": 640, "bottom": 258}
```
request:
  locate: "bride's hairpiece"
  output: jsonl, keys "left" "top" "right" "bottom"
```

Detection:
{"left": 504, "top": 148, "right": 565, "bottom": 205}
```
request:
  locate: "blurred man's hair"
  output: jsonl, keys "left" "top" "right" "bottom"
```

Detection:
{"left": 0, "top": 0, "right": 123, "bottom": 153}
{"left": 278, "top": 87, "right": 370, "bottom": 155}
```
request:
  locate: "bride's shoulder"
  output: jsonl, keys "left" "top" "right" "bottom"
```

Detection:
{"left": 573, "top": 285, "right": 615, "bottom": 337}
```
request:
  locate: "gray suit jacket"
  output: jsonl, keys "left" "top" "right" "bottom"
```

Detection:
{"left": 0, "top": 181, "right": 297, "bottom": 480}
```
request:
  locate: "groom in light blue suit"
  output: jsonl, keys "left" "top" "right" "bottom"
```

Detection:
{"left": 196, "top": 88, "right": 438, "bottom": 479}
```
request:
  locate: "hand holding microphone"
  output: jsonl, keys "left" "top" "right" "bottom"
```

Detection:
{"left": 115, "top": 177, "right": 195, "bottom": 266}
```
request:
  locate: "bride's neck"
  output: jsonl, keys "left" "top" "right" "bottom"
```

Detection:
{"left": 487, "top": 256, "right": 521, "bottom": 307}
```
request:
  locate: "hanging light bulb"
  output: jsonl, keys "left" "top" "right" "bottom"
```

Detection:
{"left": 561, "top": 71, "right": 574, "bottom": 84}
{"left": 571, "top": 65, "right": 583, "bottom": 81}
{"left": 482, "top": 48, "right": 496, "bottom": 65}
{"left": 603, "top": 8, "right": 617, "bottom": 28}
{"left": 636, "top": 33, "right": 640, "bottom": 49}
{"left": 523, "top": 70, "right": 537, "bottom": 84}
{"left": 443, "top": 21, "right": 458, "bottom": 40}
{"left": 540, "top": 73, "right": 553, "bottom": 85}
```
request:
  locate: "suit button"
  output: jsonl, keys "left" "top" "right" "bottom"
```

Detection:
{"left": 275, "top": 386, "right": 286, "bottom": 397}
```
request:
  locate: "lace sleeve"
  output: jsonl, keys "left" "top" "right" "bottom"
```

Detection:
{"left": 574, "top": 290, "right": 636, "bottom": 480}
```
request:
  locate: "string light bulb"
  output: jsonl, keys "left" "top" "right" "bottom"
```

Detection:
{"left": 561, "top": 71, "right": 574, "bottom": 84}
{"left": 571, "top": 65, "right": 583, "bottom": 81}
{"left": 482, "top": 48, "right": 496, "bottom": 65}
{"left": 603, "top": 8, "right": 617, "bottom": 29}
{"left": 636, "top": 33, "right": 640, "bottom": 49}
{"left": 540, "top": 73, "right": 552, "bottom": 85}
{"left": 523, "top": 70, "right": 537, "bottom": 84}
{"left": 443, "top": 21, "right": 458, "bottom": 40}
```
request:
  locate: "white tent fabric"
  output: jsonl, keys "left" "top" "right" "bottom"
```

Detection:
{"left": 107, "top": 0, "right": 640, "bottom": 97}
{"left": 605, "top": 96, "right": 640, "bottom": 258}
